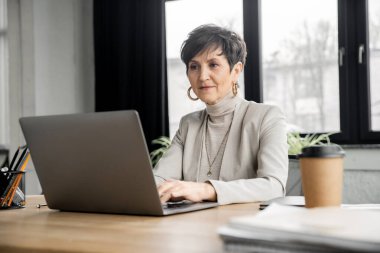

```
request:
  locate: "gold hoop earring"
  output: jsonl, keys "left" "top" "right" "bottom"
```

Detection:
{"left": 232, "top": 82, "right": 239, "bottom": 96}
{"left": 187, "top": 87, "right": 199, "bottom": 101}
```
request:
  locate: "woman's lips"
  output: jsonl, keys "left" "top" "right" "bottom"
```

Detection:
{"left": 199, "top": 86, "right": 215, "bottom": 90}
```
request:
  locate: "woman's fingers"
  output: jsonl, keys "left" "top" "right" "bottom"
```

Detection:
{"left": 158, "top": 181, "right": 185, "bottom": 196}
{"left": 170, "top": 188, "right": 202, "bottom": 202}
{"left": 159, "top": 191, "right": 172, "bottom": 204}
{"left": 158, "top": 181, "right": 181, "bottom": 202}
{"left": 157, "top": 180, "right": 178, "bottom": 197}
{"left": 158, "top": 180, "right": 186, "bottom": 203}
{"left": 158, "top": 181, "right": 217, "bottom": 203}
{"left": 159, "top": 184, "right": 188, "bottom": 203}
{"left": 158, "top": 181, "right": 207, "bottom": 203}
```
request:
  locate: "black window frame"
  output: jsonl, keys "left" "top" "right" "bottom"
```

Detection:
{"left": 164, "top": 0, "right": 380, "bottom": 144}
{"left": 243, "top": 0, "right": 380, "bottom": 144}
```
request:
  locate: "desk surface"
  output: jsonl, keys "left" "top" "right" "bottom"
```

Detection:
{"left": 0, "top": 195, "right": 260, "bottom": 253}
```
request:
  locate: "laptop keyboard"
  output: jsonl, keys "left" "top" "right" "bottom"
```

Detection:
{"left": 162, "top": 200, "right": 193, "bottom": 209}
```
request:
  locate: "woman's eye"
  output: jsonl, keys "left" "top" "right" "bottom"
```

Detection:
{"left": 189, "top": 64, "right": 198, "bottom": 70}
{"left": 210, "top": 63, "right": 218, "bottom": 68}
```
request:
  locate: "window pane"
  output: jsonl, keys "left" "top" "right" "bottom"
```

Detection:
{"left": 369, "top": 0, "right": 380, "bottom": 131}
{"left": 165, "top": 0, "right": 243, "bottom": 137}
{"left": 261, "top": 0, "right": 339, "bottom": 133}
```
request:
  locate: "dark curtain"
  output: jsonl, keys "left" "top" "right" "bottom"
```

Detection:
{"left": 93, "top": 0, "right": 169, "bottom": 151}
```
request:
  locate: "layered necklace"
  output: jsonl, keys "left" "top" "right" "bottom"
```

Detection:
{"left": 204, "top": 114, "right": 233, "bottom": 177}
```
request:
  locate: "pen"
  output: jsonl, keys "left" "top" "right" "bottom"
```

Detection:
{"left": 36, "top": 203, "right": 48, "bottom": 208}
{"left": 8, "top": 146, "right": 20, "bottom": 172}
{"left": 7, "top": 146, "right": 27, "bottom": 181}
{"left": 11, "top": 147, "right": 28, "bottom": 172}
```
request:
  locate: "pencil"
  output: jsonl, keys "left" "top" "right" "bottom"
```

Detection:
{"left": 6, "top": 173, "right": 23, "bottom": 207}
{"left": 7, "top": 153, "right": 30, "bottom": 206}
{"left": 1, "top": 153, "right": 30, "bottom": 207}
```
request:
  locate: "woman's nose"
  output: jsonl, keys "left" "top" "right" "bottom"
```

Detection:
{"left": 199, "top": 67, "right": 210, "bottom": 81}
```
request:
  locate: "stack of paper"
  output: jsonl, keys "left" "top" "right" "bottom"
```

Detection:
{"left": 219, "top": 203, "right": 380, "bottom": 253}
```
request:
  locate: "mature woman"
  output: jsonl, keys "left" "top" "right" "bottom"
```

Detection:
{"left": 154, "top": 24, "right": 288, "bottom": 205}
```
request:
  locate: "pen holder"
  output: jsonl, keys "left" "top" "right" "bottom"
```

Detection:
{"left": 0, "top": 171, "right": 26, "bottom": 209}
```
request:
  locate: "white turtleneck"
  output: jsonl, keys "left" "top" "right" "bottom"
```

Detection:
{"left": 198, "top": 92, "right": 242, "bottom": 182}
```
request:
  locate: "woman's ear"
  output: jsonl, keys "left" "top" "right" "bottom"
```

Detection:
{"left": 232, "top": 62, "right": 243, "bottom": 79}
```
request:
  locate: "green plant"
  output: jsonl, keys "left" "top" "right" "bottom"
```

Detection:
{"left": 150, "top": 136, "right": 171, "bottom": 167}
{"left": 150, "top": 132, "right": 335, "bottom": 164}
{"left": 287, "top": 132, "right": 335, "bottom": 156}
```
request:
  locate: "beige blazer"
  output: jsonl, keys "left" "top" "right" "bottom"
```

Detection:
{"left": 153, "top": 98, "right": 288, "bottom": 205}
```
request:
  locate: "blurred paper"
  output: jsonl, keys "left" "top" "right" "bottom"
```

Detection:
{"left": 219, "top": 203, "right": 380, "bottom": 252}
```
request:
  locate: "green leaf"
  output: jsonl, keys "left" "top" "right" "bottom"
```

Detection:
{"left": 287, "top": 132, "right": 336, "bottom": 155}
{"left": 150, "top": 136, "right": 172, "bottom": 167}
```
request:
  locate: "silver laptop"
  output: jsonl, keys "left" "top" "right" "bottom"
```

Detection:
{"left": 19, "top": 110, "right": 218, "bottom": 216}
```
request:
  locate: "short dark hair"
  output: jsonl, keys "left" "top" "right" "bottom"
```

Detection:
{"left": 180, "top": 24, "right": 247, "bottom": 73}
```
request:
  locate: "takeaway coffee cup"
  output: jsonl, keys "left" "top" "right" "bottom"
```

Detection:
{"left": 299, "top": 145, "right": 345, "bottom": 208}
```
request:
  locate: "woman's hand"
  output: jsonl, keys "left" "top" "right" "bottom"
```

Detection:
{"left": 157, "top": 180, "right": 217, "bottom": 204}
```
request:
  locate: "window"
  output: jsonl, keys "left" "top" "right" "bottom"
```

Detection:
{"left": 369, "top": 0, "right": 380, "bottom": 131}
{"left": 165, "top": 0, "right": 380, "bottom": 144}
{"left": 261, "top": 0, "right": 339, "bottom": 133}
{"left": 165, "top": 0, "right": 243, "bottom": 137}
{"left": 0, "top": 0, "right": 9, "bottom": 146}
{"left": 243, "top": 0, "right": 380, "bottom": 144}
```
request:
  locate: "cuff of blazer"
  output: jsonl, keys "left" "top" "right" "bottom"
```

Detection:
{"left": 207, "top": 179, "right": 232, "bottom": 205}
{"left": 208, "top": 178, "right": 285, "bottom": 205}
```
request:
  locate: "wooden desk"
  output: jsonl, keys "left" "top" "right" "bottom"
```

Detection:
{"left": 0, "top": 195, "right": 260, "bottom": 253}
